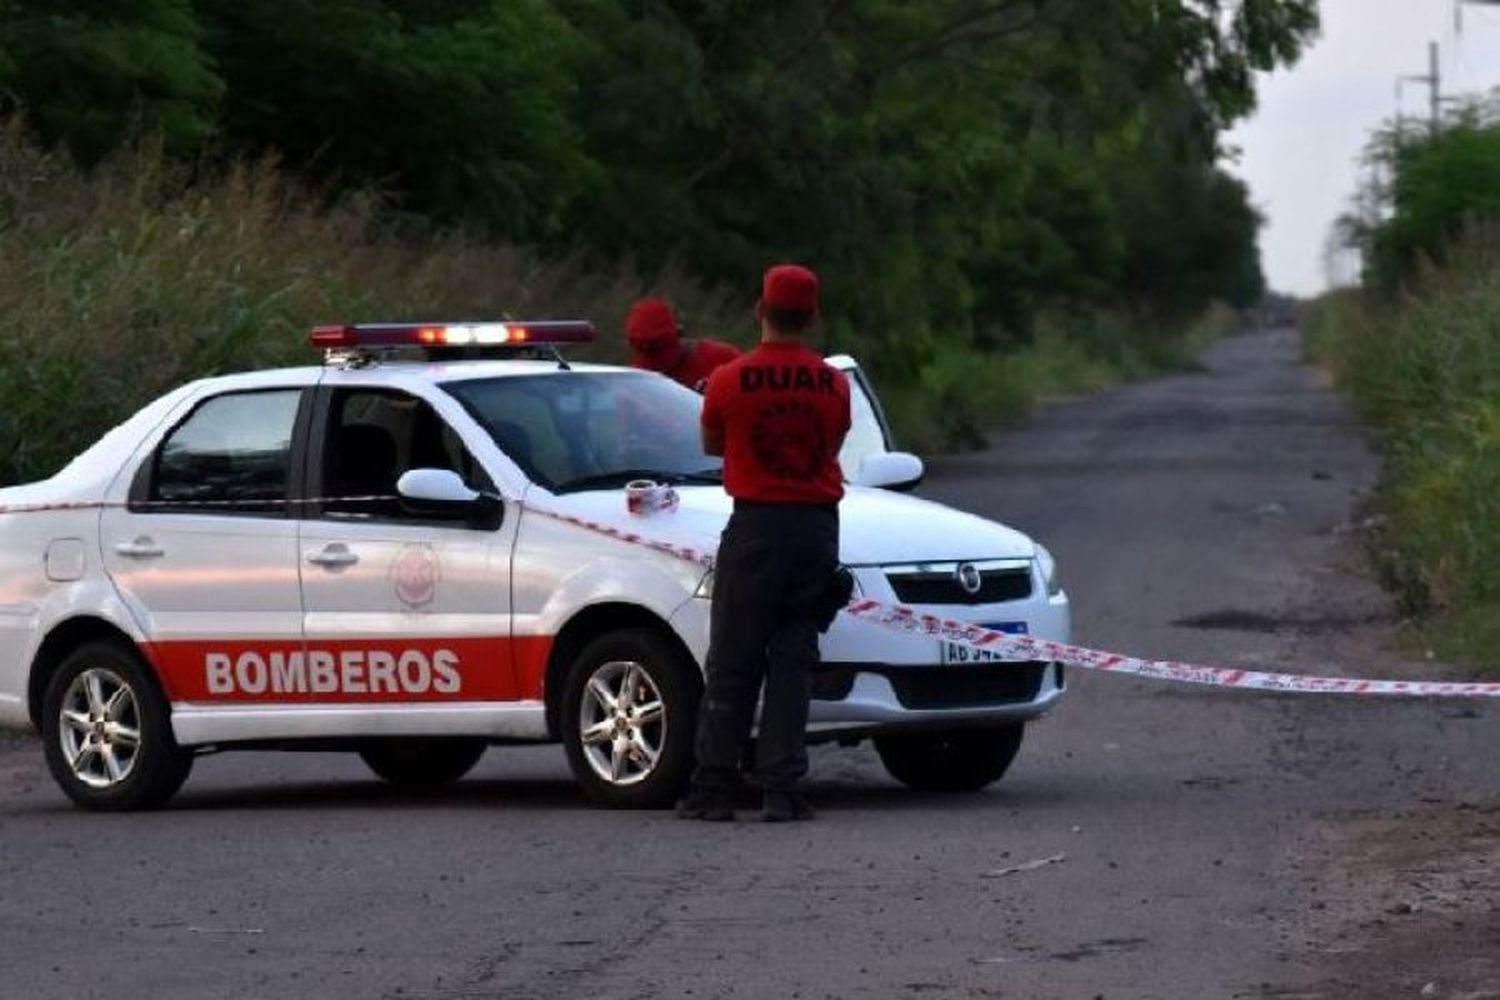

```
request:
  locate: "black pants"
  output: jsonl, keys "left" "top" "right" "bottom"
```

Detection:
{"left": 691, "top": 504, "right": 840, "bottom": 794}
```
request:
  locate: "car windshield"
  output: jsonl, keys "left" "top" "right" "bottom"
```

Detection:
{"left": 443, "top": 371, "right": 723, "bottom": 492}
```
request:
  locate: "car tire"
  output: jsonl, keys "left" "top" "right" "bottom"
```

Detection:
{"left": 359, "top": 739, "right": 486, "bottom": 789}
{"left": 875, "top": 725, "right": 1025, "bottom": 792}
{"left": 40, "top": 640, "right": 193, "bottom": 811}
{"left": 560, "top": 627, "right": 700, "bottom": 809}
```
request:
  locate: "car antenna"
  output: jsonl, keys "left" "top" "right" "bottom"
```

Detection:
{"left": 498, "top": 310, "right": 568, "bottom": 370}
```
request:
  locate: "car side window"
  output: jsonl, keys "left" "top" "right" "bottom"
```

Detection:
{"left": 319, "top": 388, "right": 491, "bottom": 520}
{"left": 150, "top": 389, "right": 303, "bottom": 514}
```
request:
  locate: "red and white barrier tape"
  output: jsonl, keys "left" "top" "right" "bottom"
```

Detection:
{"left": 0, "top": 495, "right": 395, "bottom": 514}
{"left": 9, "top": 490, "right": 1498, "bottom": 699}
{"left": 0, "top": 490, "right": 719, "bottom": 561}
{"left": 524, "top": 504, "right": 1500, "bottom": 700}
{"left": 530, "top": 502, "right": 717, "bottom": 568}
{"left": 840, "top": 599, "right": 1500, "bottom": 699}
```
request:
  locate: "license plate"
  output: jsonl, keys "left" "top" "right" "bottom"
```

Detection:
{"left": 941, "top": 621, "right": 1027, "bottom": 664}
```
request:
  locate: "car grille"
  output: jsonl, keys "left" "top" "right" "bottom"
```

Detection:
{"left": 885, "top": 564, "right": 1033, "bottom": 605}
{"left": 888, "top": 663, "right": 1045, "bottom": 708}
{"left": 811, "top": 662, "right": 1047, "bottom": 708}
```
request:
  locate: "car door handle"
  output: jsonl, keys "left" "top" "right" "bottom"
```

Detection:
{"left": 306, "top": 544, "right": 359, "bottom": 568}
{"left": 114, "top": 537, "right": 164, "bottom": 559}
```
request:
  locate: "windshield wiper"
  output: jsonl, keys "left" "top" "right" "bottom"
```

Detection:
{"left": 555, "top": 468, "right": 722, "bottom": 492}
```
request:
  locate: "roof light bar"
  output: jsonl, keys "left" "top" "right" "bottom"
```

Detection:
{"left": 309, "top": 320, "right": 595, "bottom": 350}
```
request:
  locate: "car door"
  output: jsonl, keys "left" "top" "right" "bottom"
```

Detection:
{"left": 297, "top": 382, "right": 522, "bottom": 710}
{"left": 101, "top": 385, "right": 312, "bottom": 704}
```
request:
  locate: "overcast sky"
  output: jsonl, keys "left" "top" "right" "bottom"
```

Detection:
{"left": 1225, "top": 0, "right": 1500, "bottom": 295}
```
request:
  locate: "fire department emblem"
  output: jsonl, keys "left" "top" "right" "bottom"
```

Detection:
{"left": 392, "top": 545, "right": 440, "bottom": 609}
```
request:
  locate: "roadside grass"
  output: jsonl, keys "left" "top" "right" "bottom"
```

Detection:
{"left": 1305, "top": 223, "right": 1500, "bottom": 674}
{"left": 0, "top": 121, "right": 742, "bottom": 485}
{"left": 882, "top": 304, "right": 1237, "bottom": 453}
{"left": 1398, "top": 605, "right": 1500, "bottom": 677}
{"left": 0, "top": 119, "right": 1243, "bottom": 483}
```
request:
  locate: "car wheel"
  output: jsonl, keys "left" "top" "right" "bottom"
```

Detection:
{"left": 359, "top": 739, "right": 486, "bottom": 789}
{"left": 561, "top": 627, "right": 700, "bottom": 809}
{"left": 875, "top": 725, "right": 1025, "bottom": 792}
{"left": 40, "top": 641, "right": 193, "bottom": 811}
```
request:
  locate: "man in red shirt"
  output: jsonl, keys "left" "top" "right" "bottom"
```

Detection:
{"left": 624, "top": 297, "right": 740, "bottom": 392}
{"left": 678, "top": 264, "right": 851, "bottom": 823}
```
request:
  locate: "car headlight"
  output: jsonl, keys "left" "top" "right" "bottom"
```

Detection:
{"left": 1034, "top": 543, "right": 1062, "bottom": 597}
{"left": 695, "top": 568, "right": 862, "bottom": 601}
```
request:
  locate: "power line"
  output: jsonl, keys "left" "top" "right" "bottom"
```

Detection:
{"left": 1455, "top": 0, "right": 1500, "bottom": 36}
{"left": 1452, "top": 0, "right": 1500, "bottom": 91}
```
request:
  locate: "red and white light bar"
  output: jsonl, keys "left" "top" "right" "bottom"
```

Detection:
{"left": 310, "top": 320, "right": 595, "bottom": 350}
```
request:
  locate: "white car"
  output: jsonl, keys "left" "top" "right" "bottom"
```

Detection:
{"left": 0, "top": 321, "right": 1069, "bottom": 811}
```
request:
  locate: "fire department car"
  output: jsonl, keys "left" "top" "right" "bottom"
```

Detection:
{"left": 0, "top": 321, "right": 1069, "bottom": 811}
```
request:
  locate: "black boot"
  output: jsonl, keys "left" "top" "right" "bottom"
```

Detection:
{"left": 760, "top": 788, "right": 815, "bottom": 822}
{"left": 676, "top": 788, "right": 736, "bottom": 821}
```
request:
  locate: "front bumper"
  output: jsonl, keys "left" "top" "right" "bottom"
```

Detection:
{"left": 668, "top": 560, "right": 1071, "bottom": 734}
{"left": 805, "top": 661, "right": 1065, "bottom": 737}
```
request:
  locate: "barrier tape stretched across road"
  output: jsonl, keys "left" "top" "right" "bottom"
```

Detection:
{"left": 840, "top": 598, "right": 1500, "bottom": 698}
{"left": 527, "top": 502, "right": 1500, "bottom": 700}
{"left": 8, "top": 491, "right": 1500, "bottom": 699}
{"left": 0, "top": 496, "right": 397, "bottom": 514}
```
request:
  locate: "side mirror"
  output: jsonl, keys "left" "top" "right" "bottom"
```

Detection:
{"left": 397, "top": 468, "right": 481, "bottom": 504}
{"left": 850, "top": 452, "right": 925, "bottom": 491}
{"left": 396, "top": 468, "right": 501, "bottom": 526}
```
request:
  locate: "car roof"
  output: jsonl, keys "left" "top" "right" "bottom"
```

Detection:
{"left": 190, "top": 351, "right": 860, "bottom": 394}
{"left": 191, "top": 358, "right": 639, "bottom": 393}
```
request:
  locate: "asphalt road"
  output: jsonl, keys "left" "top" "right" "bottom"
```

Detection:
{"left": 3, "top": 326, "right": 1498, "bottom": 1000}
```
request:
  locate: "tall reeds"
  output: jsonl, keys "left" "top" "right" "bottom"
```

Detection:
{"left": 1306, "top": 222, "right": 1500, "bottom": 650}
{"left": 0, "top": 121, "right": 740, "bottom": 484}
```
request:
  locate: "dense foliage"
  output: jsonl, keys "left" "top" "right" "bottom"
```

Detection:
{"left": 0, "top": 123, "right": 744, "bottom": 482}
{"left": 1311, "top": 99, "right": 1500, "bottom": 671}
{"left": 0, "top": 1, "right": 1316, "bottom": 472}
{"left": 1333, "top": 96, "right": 1500, "bottom": 291}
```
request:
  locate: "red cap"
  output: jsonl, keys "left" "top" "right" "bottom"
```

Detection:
{"left": 761, "top": 264, "right": 819, "bottom": 312}
{"left": 625, "top": 297, "right": 680, "bottom": 343}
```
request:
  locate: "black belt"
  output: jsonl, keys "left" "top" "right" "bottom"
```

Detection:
{"left": 732, "top": 499, "right": 839, "bottom": 514}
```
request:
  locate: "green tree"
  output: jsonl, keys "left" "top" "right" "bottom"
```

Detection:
{"left": 1331, "top": 96, "right": 1500, "bottom": 290}
{"left": 1373, "top": 122, "right": 1500, "bottom": 288}
{"left": 556, "top": 0, "right": 1307, "bottom": 354}
{"left": 0, "top": 0, "right": 221, "bottom": 163}
{"left": 197, "top": 0, "right": 596, "bottom": 239}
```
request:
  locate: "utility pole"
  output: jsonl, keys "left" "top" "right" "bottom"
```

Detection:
{"left": 1429, "top": 40, "right": 1441, "bottom": 131}
{"left": 1398, "top": 41, "right": 1442, "bottom": 136}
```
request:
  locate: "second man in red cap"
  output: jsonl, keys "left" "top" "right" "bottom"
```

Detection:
{"left": 625, "top": 297, "right": 740, "bottom": 392}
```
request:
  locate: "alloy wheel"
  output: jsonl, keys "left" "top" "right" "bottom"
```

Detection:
{"left": 577, "top": 659, "right": 666, "bottom": 787}
{"left": 57, "top": 667, "right": 141, "bottom": 789}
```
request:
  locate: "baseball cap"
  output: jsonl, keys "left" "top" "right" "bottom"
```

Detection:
{"left": 625, "top": 298, "right": 680, "bottom": 344}
{"left": 761, "top": 264, "right": 819, "bottom": 313}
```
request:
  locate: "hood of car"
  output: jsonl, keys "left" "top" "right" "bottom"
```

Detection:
{"left": 541, "top": 485, "right": 1036, "bottom": 567}
{"left": 832, "top": 487, "right": 1037, "bottom": 563}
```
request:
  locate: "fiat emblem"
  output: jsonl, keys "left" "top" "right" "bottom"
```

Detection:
{"left": 955, "top": 562, "right": 982, "bottom": 595}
